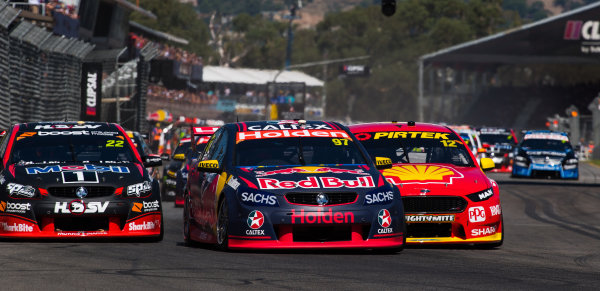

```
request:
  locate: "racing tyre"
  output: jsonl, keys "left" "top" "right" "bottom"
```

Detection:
{"left": 477, "top": 219, "right": 504, "bottom": 249}
{"left": 216, "top": 196, "right": 229, "bottom": 251}
{"left": 183, "top": 194, "right": 195, "bottom": 246}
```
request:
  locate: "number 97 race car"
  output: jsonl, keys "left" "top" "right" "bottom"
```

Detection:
{"left": 0, "top": 122, "right": 163, "bottom": 240}
{"left": 184, "top": 120, "right": 405, "bottom": 250}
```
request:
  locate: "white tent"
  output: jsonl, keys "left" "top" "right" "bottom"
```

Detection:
{"left": 202, "top": 66, "right": 324, "bottom": 87}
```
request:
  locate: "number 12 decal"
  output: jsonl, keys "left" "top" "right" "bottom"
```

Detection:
{"left": 440, "top": 140, "right": 458, "bottom": 147}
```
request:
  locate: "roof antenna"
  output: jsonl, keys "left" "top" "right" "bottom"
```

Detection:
{"left": 236, "top": 115, "right": 239, "bottom": 122}
{"left": 64, "top": 113, "right": 69, "bottom": 122}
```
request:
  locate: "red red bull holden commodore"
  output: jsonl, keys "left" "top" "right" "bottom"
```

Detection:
{"left": 0, "top": 122, "right": 163, "bottom": 239}
{"left": 349, "top": 122, "right": 503, "bottom": 247}
{"left": 184, "top": 120, "right": 405, "bottom": 250}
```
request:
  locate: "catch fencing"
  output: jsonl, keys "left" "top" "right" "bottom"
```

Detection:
{"left": 0, "top": 3, "right": 94, "bottom": 128}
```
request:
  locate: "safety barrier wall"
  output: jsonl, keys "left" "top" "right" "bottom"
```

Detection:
{"left": 0, "top": 3, "right": 94, "bottom": 128}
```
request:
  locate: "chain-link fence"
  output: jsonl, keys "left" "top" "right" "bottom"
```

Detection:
{"left": 0, "top": 3, "right": 94, "bottom": 128}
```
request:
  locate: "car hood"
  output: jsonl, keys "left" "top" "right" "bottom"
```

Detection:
{"left": 6, "top": 162, "right": 145, "bottom": 188}
{"left": 381, "top": 163, "right": 491, "bottom": 197}
{"left": 234, "top": 165, "right": 386, "bottom": 194}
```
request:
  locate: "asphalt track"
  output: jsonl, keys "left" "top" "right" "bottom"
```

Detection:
{"left": 1, "top": 164, "right": 599, "bottom": 290}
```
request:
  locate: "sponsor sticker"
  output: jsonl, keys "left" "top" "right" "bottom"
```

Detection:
{"left": 61, "top": 171, "right": 99, "bottom": 183}
{"left": 126, "top": 181, "right": 152, "bottom": 197}
{"left": 131, "top": 200, "right": 160, "bottom": 213}
{"left": 471, "top": 226, "right": 497, "bottom": 237}
{"left": 354, "top": 131, "right": 451, "bottom": 141}
{"left": 246, "top": 210, "right": 265, "bottom": 235}
{"left": 0, "top": 222, "right": 33, "bottom": 232}
{"left": 128, "top": 221, "right": 158, "bottom": 231}
{"left": 227, "top": 177, "right": 241, "bottom": 190}
{"left": 383, "top": 165, "right": 464, "bottom": 185}
{"left": 6, "top": 183, "right": 36, "bottom": 198}
{"left": 34, "top": 124, "right": 102, "bottom": 130}
{"left": 468, "top": 206, "right": 486, "bottom": 223}
{"left": 257, "top": 176, "right": 374, "bottom": 190}
{"left": 364, "top": 191, "right": 394, "bottom": 205}
{"left": 240, "top": 192, "right": 278, "bottom": 206}
{"left": 255, "top": 166, "right": 367, "bottom": 177}
{"left": 247, "top": 124, "right": 333, "bottom": 131}
{"left": 291, "top": 209, "right": 355, "bottom": 224}
{"left": 405, "top": 214, "right": 455, "bottom": 223}
{"left": 26, "top": 164, "right": 130, "bottom": 175}
{"left": 54, "top": 200, "right": 109, "bottom": 214}
{"left": 236, "top": 130, "right": 349, "bottom": 143}
{"left": 0, "top": 201, "right": 32, "bottom": 214}
{"left": 490, "top": 205, "right": 501, "bottom": 216}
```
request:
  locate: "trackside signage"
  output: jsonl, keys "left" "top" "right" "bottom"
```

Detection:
{"left": 81, "top": 63, "right": 102, "bottom": 121}
{"left": 564, "top": 20, "right": 600, "bottom": 54}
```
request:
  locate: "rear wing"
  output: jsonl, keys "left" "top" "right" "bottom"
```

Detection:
{"left": 190, "top": 126, "right": 219, "bottom": 152}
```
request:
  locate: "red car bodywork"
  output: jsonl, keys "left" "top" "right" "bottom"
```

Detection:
{"left": 349, "top": 122, "right": 503, "bottom": 245}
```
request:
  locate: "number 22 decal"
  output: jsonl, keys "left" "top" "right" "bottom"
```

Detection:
{"left": 106, "top": 140, "right": 124, "bottom": 147}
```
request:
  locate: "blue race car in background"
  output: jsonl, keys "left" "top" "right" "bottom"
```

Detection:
{"left": 512, "top": 130, "right": 578, "bottom": 179}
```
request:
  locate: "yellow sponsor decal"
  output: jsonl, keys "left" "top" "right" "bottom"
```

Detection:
{"left": 373, "top": 131, "right": 450, "bottom": 140}
{"left": 375, "top": 157, "right": 392, "bottom": 166}
{"left": 383, "top": 165, "right": 464, "bottom": 185}
{"left": 407, "top": 232, "right": 502, "bottom": 244}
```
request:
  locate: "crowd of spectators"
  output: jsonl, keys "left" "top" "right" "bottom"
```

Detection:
{"left": 156, "top": 43, "right": 203, "bottom": 66}
{"left": 147, "top": 84, "right": 218, "bottom": 105}
{"left": 15, "top": 0, "right": 79, "bottom": 19}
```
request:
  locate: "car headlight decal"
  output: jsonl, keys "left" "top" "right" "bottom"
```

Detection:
{"left": 466, "top": 187, "right": 494, "bottom": 202}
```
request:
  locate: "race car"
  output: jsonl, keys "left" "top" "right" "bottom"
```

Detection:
{"left": 161, "top": 138, "right": 191, "bottom": 201}
{"left": 184, "top": 120, "right": 405, "bottom": 250}
{"left": 349, "top": 121, "right": 503, "bottom": 247}
{"left": 0, "top": 121, "right": 163, "bottom": 239}
{"left": 511, "top": 130, "right": 578, "bottom": 179}
{"left": 174, "top": 126, "right": 219, "bottom": 207}
{"left": 478, "top": 127, "right": 518, "bottom": 172}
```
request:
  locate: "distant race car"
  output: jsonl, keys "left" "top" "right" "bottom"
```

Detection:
{"left": 127, "top": 130, "right": 158, "bottom": 179}
{"left": 349, "top": 121, "right": 503, "bottom": 247}
{"left": 184, "top": 120, "right": 406, "bottom": 251}
{"left": 512, "top": 130, "right": 578, "bottom": 179}
{"left": 478, "top": 127, "right": 518, "bottom": 172}
{"left": 161, "top": 138, "right": 192, "bottom": 201}
{"left": 174, "top": 126, "right": 219, "bottom": 207}
{"left": 0, "top": 121, "right": 163, "bottom": 239}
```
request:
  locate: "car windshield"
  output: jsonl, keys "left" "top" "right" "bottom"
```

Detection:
{"left": 173, "top": 142, "right": 191, "bottom": 155}
{"left": 235, "top": 137, "right": 367, "bottom": 166}
{"left": 11, "top": 131, "right": 136, "bottom": 163}
{"left": 358, "top": 131, "right": 475, "bottom": 167}
{"left": 480, "top": 133, "right": 516, "bottom": 145}
{"left": 521, "top": 139, "right": 572, "bottom": 151}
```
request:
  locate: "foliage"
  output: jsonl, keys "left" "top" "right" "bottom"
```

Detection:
{"left": 196, "top": 0, "right": 284, "bottom": 15}
{"left": 130, "top": 0, "right": 213, "bottom": 59}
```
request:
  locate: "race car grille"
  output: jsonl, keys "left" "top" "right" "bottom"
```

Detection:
{"left": 406, "top": 223, "right": 452, "bottom": 238}
{"left": 402, "top": 197, "right": 467, "bottom": 213}
{"left": 54, "top": 217, "right": 109, "bottom": 232}
{"left": 285, "top": 192, "right": 357, "bottom": 206}
{"left": 48, "top": 186, "right": 115, "bottom": 198}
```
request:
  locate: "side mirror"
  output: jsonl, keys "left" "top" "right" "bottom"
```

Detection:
{"left": 375, "top": 157, "right": 393, "bottom": 170}
{"left": 197, "top": 159, "right": 221, "bottom": 173}
{"left": 480, "top": 158, "right": 495, "bottom": 171}
{"left": 143, "top": 154, "right": 162, "bottom": 167}
{"left": 173, "top": 153, "right": 186, "bottom": 161}
{"left": 160, "top": 153, "right": 170, "bottom": 161}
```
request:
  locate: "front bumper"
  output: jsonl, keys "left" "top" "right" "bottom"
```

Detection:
{"left": 227, "top": 206, "right": 405, "bottom": 250}
{"left": 0, "top": 198, "right": 162, "bottom": 238}
{"left": 512, "top": 163, "right": 578, "bottom": 179}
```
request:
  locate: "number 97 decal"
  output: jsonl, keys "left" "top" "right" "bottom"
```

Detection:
{"left": 106, "top": 140, "right": 124, "bottom": 147}
{"left": 332, "top": 138, "right": 349, "bottom": 146}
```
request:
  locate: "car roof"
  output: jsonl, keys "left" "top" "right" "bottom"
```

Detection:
{"left": 348, "top": 122, "right": 453, "bottom": 133}
{"left": 16, "top": 121, "right": 115, "bottom": 131}
{"left": 230, "top": 120, "right": 345, "bottom": 132}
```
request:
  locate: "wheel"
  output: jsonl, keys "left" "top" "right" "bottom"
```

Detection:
{"left": 477, "top": 219, "right": 504, "bottom": 249}
{"left": 216, "top": 196, "right": 229, "bottom": 251}
{"left": 183, "top": 193, "right": 194, "bottom": 246}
